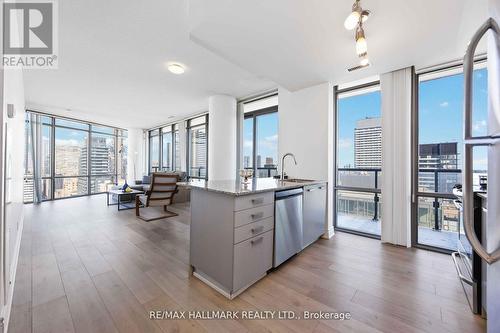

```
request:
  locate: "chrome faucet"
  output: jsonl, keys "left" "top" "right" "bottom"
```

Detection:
{"left": 281, "top": 153, "right": 297, "bottom": 180}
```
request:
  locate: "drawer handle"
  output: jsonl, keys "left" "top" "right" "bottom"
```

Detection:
{"left": 251, "top": 198, "right": 264, "bottom": 205}
{"left": 307, "top": 186, "right": 324, "bottom": 192}
{"left": 251, "top": 226, "right": 264, "bottom": 234}
{"left": 251, "top": 236, "right": 264, "bottom": 246}
{"left": 250, "top": 212, "right": 264, "bottom": 220}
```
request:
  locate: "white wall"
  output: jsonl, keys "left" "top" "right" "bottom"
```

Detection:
{"left": 1, "top": 67, "right": 26, "bottom": 330}
{"left": 126, "top": 128, "right": 146, "bottom": 182}
{"left": 208, "top": 95, "right": 237, "bottom": 180}
{"left": 278, "top": 82, "right": 334, "bottom": 237}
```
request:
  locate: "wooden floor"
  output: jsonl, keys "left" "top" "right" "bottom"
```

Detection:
{"left": 8, "top": 195, "right": 485, "bottom": 333}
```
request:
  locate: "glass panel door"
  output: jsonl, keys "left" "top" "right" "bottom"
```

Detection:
{"left": 335, "top": 84, "right": 381, "bottom": 237}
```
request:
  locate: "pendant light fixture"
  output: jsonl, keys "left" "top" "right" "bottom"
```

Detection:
{"left": 355, "top": 25, "right": 368, "bottom": 55}
{"left": 344, "top": 0, "right": 371, "bottom": 66}
{"left": 344, "top": 0, "right": 370, "bottom": 30}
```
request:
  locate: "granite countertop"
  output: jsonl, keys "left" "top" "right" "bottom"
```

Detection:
{"left": 179, "top": 177, "right": 327, "bottom": 196}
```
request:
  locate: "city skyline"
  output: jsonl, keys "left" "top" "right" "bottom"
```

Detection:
{"left": 338, "top": 68, "right": 488, "bottom": 171}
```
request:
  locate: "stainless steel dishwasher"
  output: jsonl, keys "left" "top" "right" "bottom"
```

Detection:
{"left": 274, "top": 188, "right": 303, "bottom": 267}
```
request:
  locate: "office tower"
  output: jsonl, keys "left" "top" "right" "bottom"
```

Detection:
{"left": 243, "top": 156, "right": 251, "bottom": 168}
{"left": 419, "top": 142, "right": 459, "bottom": 192}
{"left": 354, "top": 117, "right": 382, "bottom": 168}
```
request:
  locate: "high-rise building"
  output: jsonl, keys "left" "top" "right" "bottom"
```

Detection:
{"left": 419, "top": 142, "right": 459, "bottom": 192}
{"left": 243, "top": 156, "right": 251, "bottom": 168}
{"left": 354, "top": 117, "right": 381, "bottom": 168}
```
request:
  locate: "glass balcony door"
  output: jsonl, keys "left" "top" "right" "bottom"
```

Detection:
{"left": 334, "top": 83, "right": 382, "bottom": 237}
{"left": 413, "top": 62, "right": 488, "bottom": 251}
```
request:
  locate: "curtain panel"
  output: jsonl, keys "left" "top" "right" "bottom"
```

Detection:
{"left": 380, "top": 67, "right": 413, "bottom": 246}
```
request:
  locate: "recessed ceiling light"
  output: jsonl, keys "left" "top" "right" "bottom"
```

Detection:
{"left": 167, "top": 63, "right": 185, "bottom": 75}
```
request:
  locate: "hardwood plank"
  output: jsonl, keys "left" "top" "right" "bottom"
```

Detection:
{"left": 102, "top": 251, "right": 165, "bottom": 304}
{"left": 60, "top": 267, "right": 118, "bottom": 333}
{"left": 92, "top": 271, "right": 163, "bottom": 333}
{"left": 32, "top": 296, "right": 75, "bottom": 333}
{"left": 75, "top": 244, "right": 113, "bottom": 277}
{"left": 31, "top": 253, "right": 66, "bottom": 307}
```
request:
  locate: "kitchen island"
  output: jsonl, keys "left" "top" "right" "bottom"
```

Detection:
{"left": 184, "top": 177, "right": 327, "bottom": 299}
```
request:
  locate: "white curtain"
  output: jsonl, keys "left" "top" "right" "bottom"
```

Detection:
{"left": 380, "top": 67, "right": 413, "bottom": 246}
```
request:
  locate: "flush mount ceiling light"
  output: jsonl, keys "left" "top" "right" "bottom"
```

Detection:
{"left": 344, "top": 0, "right": 370, "bottom": 30}
{"left": 167, "top": 63, "right": 185, "bottom": 75}
{"left": 344, "top": 0, "right": 372, "bottom": 67}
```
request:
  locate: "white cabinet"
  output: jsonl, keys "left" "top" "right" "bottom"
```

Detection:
{"left": 190, "top": 188, "right": 274, "bottom": 299}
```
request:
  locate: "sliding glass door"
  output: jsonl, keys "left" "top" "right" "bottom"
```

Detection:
{"left": 335, "top": 83, "right": 382, "bottom": 237}
{"left": 413, "top": 63, "right": 488, "bottom": 251}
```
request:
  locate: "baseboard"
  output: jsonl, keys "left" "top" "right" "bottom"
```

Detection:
{"left": 1, "top": 208, "right": 24, "bottom": 333}
{"left": 322, "top": 225, "right": 335, "bottom": 239}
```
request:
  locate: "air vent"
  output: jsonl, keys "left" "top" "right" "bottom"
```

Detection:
{"left": 347, "top": 63, "right": 371, "bottom": 72}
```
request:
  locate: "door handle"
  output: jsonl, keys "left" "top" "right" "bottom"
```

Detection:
{"left": 462, "top": 17, "right": 500, "bottom": 265}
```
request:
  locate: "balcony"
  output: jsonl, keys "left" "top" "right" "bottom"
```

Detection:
{"left": 336, "top": 167, "right": 461, "bottom": 250}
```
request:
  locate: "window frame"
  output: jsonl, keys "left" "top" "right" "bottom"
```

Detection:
{"left": 186, "top": 114, "right": 209, "bottom": 180}
{"left": 24, "top": 111, "right": 127, "bottom": 202}
{"left": 243, "top": 105, "right": 278, "bottom": 178}
{"left": 411, "top": 59, "right": 487, "bottom": 253}
{"left": 148, "top": 123, "right": 180, "bottom": 173}
{"left": 333, "top": 81, "right": 382, "bottom": 239}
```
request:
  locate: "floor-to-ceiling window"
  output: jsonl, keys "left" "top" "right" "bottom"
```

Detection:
{"left": 149, "top": 129, "right": 160, "bottom": 173}
{"left": 187, "top": 115, "right": 208, "bottom": 179}
{"left": 242, "top": 95, "right": 279, "bottom": 178}
{"left": 161, "top": 125, "right": 173, "bottom": 171}
{"left": 90, "top": 125, "right": 116, "bottom": 194}
{"left": 23, "top": 111, "right": 127, "bottom": 202}
{"left": 148, "top": 123, "right": 180, "bottom": 173}
{"left": 335, "top": 83, "right": 382, "bottom": 237}
{"left": 414, "top": 62, "right": 487, "bottom": 251}
{"left": 173, "top": 124, "right": 181, "bottom": 171}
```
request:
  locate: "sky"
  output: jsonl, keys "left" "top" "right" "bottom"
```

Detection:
{"left": 337, "top": 68, "right": 488, "bottom": 171}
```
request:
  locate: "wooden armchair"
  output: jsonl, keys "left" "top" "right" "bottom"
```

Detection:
{"left": 135, "top": 173, "right": 179, "bottom": 221}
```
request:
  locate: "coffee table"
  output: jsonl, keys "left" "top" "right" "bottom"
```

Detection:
{"left": 107, "top": 189, "right": 144, "bottom": 211}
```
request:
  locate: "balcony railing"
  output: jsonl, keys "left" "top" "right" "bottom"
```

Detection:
{"left": 337, "top": 167, "right": 462, "bottom": 231}
{"left": 244, "top": 167, "right": 278, "bottom": 178}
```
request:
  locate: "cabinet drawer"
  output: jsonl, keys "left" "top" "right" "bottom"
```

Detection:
{"left": 233, "top": 230, "right": 273, "bottom": 292}
{"left": 234, "top": 204, "right": 274, "bottom": 228}
{"left": 234, "top": 217, "right": 274, "bottom": 244}
{"left": 234, "top": 192, "right": 274, "bottom": 212}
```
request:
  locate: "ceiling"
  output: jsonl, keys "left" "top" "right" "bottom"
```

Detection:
{"left": 189, "top": 0, "right": 489, "bottom": 91}
{"left": 24, "top": 0, "right": 276, "bottom": 129}
{"left": 25, "top": 0, "right": 489, "bottom": 129}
